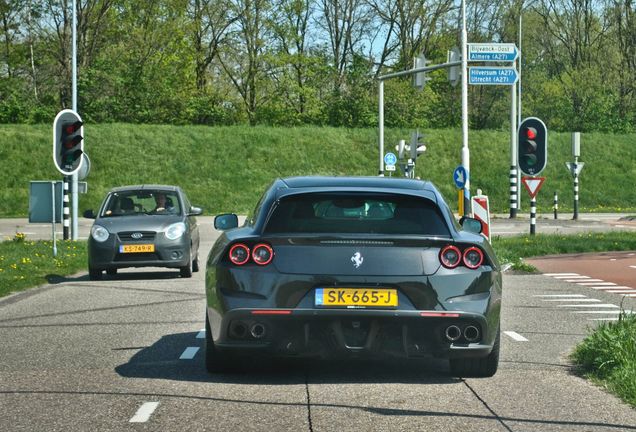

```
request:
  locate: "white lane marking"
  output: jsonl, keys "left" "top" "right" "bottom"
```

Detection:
{"left": 624, "top": 294, "right": 636, "bottom": 298}
{"left": 130, "top": 402, "right": 160, "bottom": 423}
{"left": 504, "top": 331, "right": 528, "bottom": 342}
{"left": 629, "top": 253, "right": 635, "bottom": 256}
{"left": 589, "top": 318, "right": 620, "bottom": 321}
{"left": 554, "top": 275, "right": 589, "bottom": 279}
{"left": 558, "top": 304, "right": 619, "bottom": 308}
{"left": 576, "top": 282, "right": 616, "bottom": 286}
{"left": 544, "top": 273, "right": 580, "bottom": 277}
{"left": 610, "top": 259, "right": 617, "bottom": 261}
{"left": 573, "top": 310, "right": 626, "bottom": 314}
{"left": 196, "top": 329, "right": 205, "bottom": 339}
{"left": 591, "top": 286, "right": 633, "bottom": 290}
{"left": 179, "top": 347, "right": 200, "bottom": 360}
{"left": 533, "top": 294, "right": 587, "bottom": 298}
{"left": 566, "top": 279, "right": 603, "bottom": 283}
{"left": 543, "top": 298, "right": 601, "bottom": 302}
{"left": 606, "top": 290, "right": 636, "bottom": 294}
{"left": 630, "top": 265, "right": 636, "bottom": 269}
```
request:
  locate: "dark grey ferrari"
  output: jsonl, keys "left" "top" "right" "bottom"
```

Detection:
{"left": 206, "top": 176, "right": 502, "bottom": 377}
{"left": 84, "top": 185, "right": 202, "bottom": 280}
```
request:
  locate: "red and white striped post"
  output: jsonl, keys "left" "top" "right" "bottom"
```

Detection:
{"left": 471, "top": 191, "right": 491, "bottom": 242}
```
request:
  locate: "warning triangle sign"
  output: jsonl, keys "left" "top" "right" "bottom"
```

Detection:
{"left": 522, "top": 176, "right": 546, "bottom": 199}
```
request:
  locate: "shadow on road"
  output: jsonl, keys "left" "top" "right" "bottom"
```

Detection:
{"left": 45, "top": 269, "right": 186, "bottom": 284}
{"left": 115, "top": 331, "right": 459, "bottom": 385}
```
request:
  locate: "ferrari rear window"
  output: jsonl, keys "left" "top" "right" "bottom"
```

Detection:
{"left": 264, "top": 193, "right": 450, "bottom": 236}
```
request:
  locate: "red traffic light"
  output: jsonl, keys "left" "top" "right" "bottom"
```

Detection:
{"left": 525, "top": 127, "right": 537, "bottom": 140}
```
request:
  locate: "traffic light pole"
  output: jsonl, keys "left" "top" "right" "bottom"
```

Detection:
{"left": 63, "top": 177, "right": 70, "bottom": 239}
{"left": 509, "top": 70, "right": 518, "bottom": 218}
{"left": 573, "top": 157, "right": 579, "bottom": 220}
{"left": 71, "top": 0, "right": 79, "bottom": 240}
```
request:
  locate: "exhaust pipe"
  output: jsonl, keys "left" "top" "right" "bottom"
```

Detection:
{"left": 250, "top": 323, "right": 266, "bottom": 339}
{"left": 230, "top": 321, "right": 247, "bottom": 339}
{"left": 444, "top": 325, "right": 461, "bottom": 342}
{"left": 464, "top": 325, "right": 480, "bottom": 342}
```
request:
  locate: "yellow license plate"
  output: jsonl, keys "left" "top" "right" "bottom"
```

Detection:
{"left": 315, "top": 288, "right": 398, "bottom": 307}
{"left": 119, "top": 244, "right": 155, "bottom": 253}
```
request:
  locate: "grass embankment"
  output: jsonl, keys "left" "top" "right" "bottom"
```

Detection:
{"left": 571, "top": 314, "right": 636, "bottom": 408}
{"left": 1, "top": 124, "right": 636, "bottom": 217}
{"left": 0, "top": 234, "right": 86, "bottom": 298}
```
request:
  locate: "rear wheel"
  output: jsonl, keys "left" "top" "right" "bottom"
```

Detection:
{"left": 88, "top": 266, "right": 102, "bottom": 281}
{"left": 106, "top": 268, "right": 117, "bottom": 276}
{"left": 180, "top": 262, "right": 193, "bottom": 278}
{"left": 192, "top": 253, "right": 200, "bottom": 273}
{"left": 449, "top": 329, "right": 500, "bottom": 378}
{"left": 205, "top": 313, "right": 236, "bottom": 373}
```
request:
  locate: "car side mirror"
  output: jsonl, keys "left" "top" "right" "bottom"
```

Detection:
{"left": 459, "top": 216, "right": 482, "bottom": 234}
{"left": 83, "top": 209, "right": 96, "bottom": 219}
{"left": 189, "top": 206, "right": 203, "bottom": 216}
{"left": 214, "top": 213, "right": 238, "bottom": 230}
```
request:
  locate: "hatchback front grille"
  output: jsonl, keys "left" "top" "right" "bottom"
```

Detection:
{"left": 118, "top": 231, "right": 156, "bottom": 241}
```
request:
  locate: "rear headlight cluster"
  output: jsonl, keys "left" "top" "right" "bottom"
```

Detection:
{"left": 439, "top": 245, "right": 484, "bottom": 269}
{"left": 228, "top": 243, "right": 274, "bottom": 266}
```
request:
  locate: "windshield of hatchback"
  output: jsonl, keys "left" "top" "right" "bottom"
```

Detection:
{"left": 101, "top": 190, "right": 181, "bottom": 217}
{"left": 264, "top": 193, "right": 450, "bottom": 236}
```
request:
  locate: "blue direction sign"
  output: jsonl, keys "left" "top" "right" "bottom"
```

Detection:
{"left": 453, "top": 166, "right": 468, "bottom": 189}
{"left": 384, "top": 152, "right": 397, "bottom": 166}
{"left": 469, "top": 66, "right": 518, "bottom": 85}
{"left": 468, "top": 43, "right": 518, "bottom": 62}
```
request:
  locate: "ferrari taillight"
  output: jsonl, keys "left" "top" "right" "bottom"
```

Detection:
{"left": 440, "top": 245, "right": 461, "bottom": 268}
{"left": 252, "top": 243, "right": 274, "bottom": 265}
{"left": 440, "top": 245, "right": 485, "bottom": 269}
{"left": 229, "top": 243, "right": 250, "bottom": 265}
{"left": 462, "top": 246, "right": 484, "bottom": 269}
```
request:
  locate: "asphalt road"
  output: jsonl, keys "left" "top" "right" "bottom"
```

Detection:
{"left": 1, "top": 221, "right": 636, "bottom": 431}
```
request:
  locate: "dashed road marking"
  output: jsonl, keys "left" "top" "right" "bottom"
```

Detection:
{"left": 572, "top": 310, "right": 626, "bottom": 314}
{"left": 544, "top": 273, "right": 580, "bottom": 277}
{"left": 179, "top": 347, "right": 200, "bottom": 360}
{"left": 630, "top": 265, "right": 636, "bottom": 269}
{"left": 566, "top": 279, "right": 603, "bottom": 283}
{"left": 196, "top": 329, "right": 205, "bottom": 339}
{"left": 606, "top": 289, "right": 636, "bottom": 294}
{"left": 591, "top": 286, "right": 632, "bottom": 290}
{"left": 533, "top": 294, "right": 587, "bottom": 298}
{"left": 576, "top": 282, "right": 616, "bottom": 286}
{"left": 542, "top": 298, "right": 601, "bottom": 302}
{"left": 130, "top": 402, "right": 160, "bottom": 423}
{"left": 504, "top": 331, "right": 528, "bottom": 342}
{"left": 554, "top": 275, "right": 589, "bottom": 279}
{"left": 558, "top": 304, "right": 619, "bottom": 308}
{"left": 589, "top": 318, "right": 620, "bottom": 321}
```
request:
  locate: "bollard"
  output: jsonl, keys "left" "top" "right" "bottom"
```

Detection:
{"left": 553, "top": 191, "right": 558, "bottom": 219}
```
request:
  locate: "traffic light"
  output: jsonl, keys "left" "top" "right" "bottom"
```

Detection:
{"left": 518, "top": 117, "right": 547, "bottom": 176}
{"left": 413, "top": 53, "right": 431, "bottom": 89}
{"left": 53, "top": 109, "right": 84, "bottom": 175}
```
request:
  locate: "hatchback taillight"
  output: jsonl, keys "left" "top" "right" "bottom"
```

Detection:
{"left": 252, "top": 243, "right": 274, "bottom": 266}
{"left": 229, "top": 243, "right": 250, "bottom": 265}
{"left": 440, "top": 245, "right": 462, "bottom": 268}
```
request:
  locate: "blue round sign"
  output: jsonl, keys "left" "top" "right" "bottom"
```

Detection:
{"left": 453, "top": 166, "right": 468, "bottom": 189}
{"left": 384, "top": 152, "right": 397, "bottom": 166}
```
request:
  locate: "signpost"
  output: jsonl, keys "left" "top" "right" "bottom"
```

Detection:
{"left": 522, "top": 176, "right": 546, "bottom": 235}
{"left": 567, "top": 132, "right": 584, "bottom": 219}
{"left": 469, "top": 67, "right": 519, "bottom": 85}
{"left": 454, "top": 166, "right": 468, "bottom": 215}
{"left": 468, "top": 43, "right": 519, "bottom": 62}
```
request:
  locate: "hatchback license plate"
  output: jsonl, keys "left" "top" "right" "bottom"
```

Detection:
{"left": 119, "top": 244, "right": 155, "bottom": 253}
{"left": 315, "top": 288, "right": 398, "bottom": 307}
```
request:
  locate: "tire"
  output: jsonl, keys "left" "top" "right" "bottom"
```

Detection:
{"left": 449, "top": 329, "right": 500, "bottom": 378}
{"left": 192, "top": 253, "right": 200, "bottom": 273}
{"left": 89, "top": 266, "right": 103, "bottom": 281}
{"left": 106, "top": 268, "right": 117, "bottom": 276}
{"left": 205, "top": 313, "right": 235, "bottom": 373}
{"left": 180, "top": 261, "right": 193, "bottom": 278}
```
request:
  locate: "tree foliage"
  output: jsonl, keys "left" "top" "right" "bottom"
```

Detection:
{"left": 0, "top": 0, "right": 634, "bottom": 131}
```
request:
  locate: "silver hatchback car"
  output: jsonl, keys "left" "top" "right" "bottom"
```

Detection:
{"left": 84, "top": 185, "right": 202, "bottom": 280}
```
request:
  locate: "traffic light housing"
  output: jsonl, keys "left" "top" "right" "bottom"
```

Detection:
{"left": 53, "top": 109, "right": 84, "bottom": 175}
{"left": 518, "top": 117, "right": 547, "bottom": 176}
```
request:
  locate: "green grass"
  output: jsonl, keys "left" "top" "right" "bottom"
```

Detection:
{"left": 571, "top": 313, "right": 636, "bottom": 408}
{"left": 0, "top": 234, "right": 87, "bottom": 298}
{"left": 492, "top": 231, "right": 636, "bottom": 271}
{"left": 1, "top": 124, "right": 636, "bottom": 217}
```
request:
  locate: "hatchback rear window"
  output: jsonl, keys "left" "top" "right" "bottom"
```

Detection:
{"left": 264, "top": 193, "right": 450, "bottom": 236}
